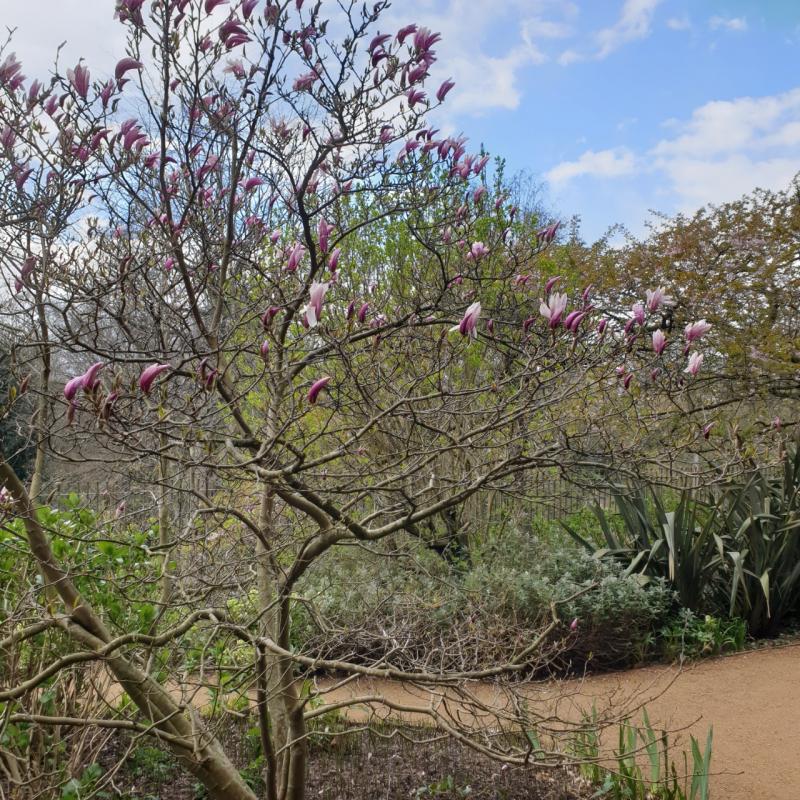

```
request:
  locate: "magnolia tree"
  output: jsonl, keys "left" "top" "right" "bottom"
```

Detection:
{"left": 0, "top": 2, "right": 713, "bottom": 798}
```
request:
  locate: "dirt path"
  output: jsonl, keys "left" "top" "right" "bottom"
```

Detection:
{"left": 316, "top": 644, "right": 800, "bottom": 800}
{"left": 101, "top": 644, "right": 800, "bottom": 798}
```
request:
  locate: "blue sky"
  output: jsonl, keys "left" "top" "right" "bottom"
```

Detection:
{"left": 4, "top": 1, "right": 799, "bottom": 240}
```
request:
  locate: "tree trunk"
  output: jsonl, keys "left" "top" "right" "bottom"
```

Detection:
{"left": 0, "top": 452, "right": 258, "bottom": 800}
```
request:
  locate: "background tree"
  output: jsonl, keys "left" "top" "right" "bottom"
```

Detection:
{"left": 556, "top": 177, "right": 800, "bottom": 450}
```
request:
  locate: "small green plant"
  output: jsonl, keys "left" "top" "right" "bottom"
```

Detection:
{"left": 573, "top": 707, "right": 713, "bottom": 800}
{"left": 659, "top": 611, "right": 746, "bottom": 661}
{"left": 414, "top": 774, "right": 473, "bottom": 798}
{"left": 60, "top": 763, "right": 108, "bottom": 800}
{"left": 127, "top": 745, "right": 176, "bottom": 782}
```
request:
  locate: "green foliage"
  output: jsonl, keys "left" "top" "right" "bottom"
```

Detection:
{"left": 295, "top": 531, "right": 673, "bottom": 672}
{"left": 127, "top": 745, "right": 177, "bottom": 782}
{"left": 60, "top": 763, "right": 108, "bottom": 800}
{"left": 658, "top": 610, "right": 746, "bottom": 661}
{"left": 719, "top": 446, "right": 800, "bottom": 635}
{"left": 467, "top": 536, "right": 674, "bottom": 669}
{"left": 414, "top": 774, "right": 473, "bottom": 798}
{"left": 566, "top": 445, "right": 800, "bottom": 640}
{"left": 564, "top": 486, "right": 724, "bottom": 613}
{"left": 1, "top": 497, "right": 160, "bottom": 636}
{"left": 573, "top": 708, "right": 713, "bottom": 800}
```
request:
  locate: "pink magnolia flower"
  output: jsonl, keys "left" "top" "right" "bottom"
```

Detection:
{"left": 631, "top": 303, "right": 645, "bottom": 326}
{"left": 368, "top": 33, "right": 391, "bottom": 52}
{"left": 407, "top": 63, "right": 429, "bottom": 84}
{"left": 448, "top": 274, "right": 463, "bottom": 288}
{"left": 357, "top": 302, "right": 370, "bottom": 324}
{"left": 64, "top": 375, "right": 84, "bottom": 402}
{"left": 115, "top": 57, "right": 143, "bottom": 82}
{"left": 413, "top": 27, "right": 442, "bottom": 53}
{"left": 652, "top": 329, "right": 667, "bottom": 356}
{"left": 703, "top": 422, "right": 714, "bottom": 439}
{"left": 285, "top": 242, "right": 306, "bottom": 272}
{"left": 205, "top": 0, "right": 228, "bottom": 11}
{"left": 436, "top": 79, "right": 455, "bottom": 102}
{"left": 396, "top": 24, "right": 418, "bottom": 45}
{"left": 646, "top": 286, "right": 674, "bottom": 313}
{"left": 100, "top": 80, "right": 115, "bottom": 108}
{"left": 467, "top": 241, "right": 489, "bottom": 260}
{"left": 0, "top": 53, "right": 23, "bottom": 90}
{"left": 317, "top": 218, "right": 334, "bottom": 254}
{"left": 139, "top": 363, "right": 171, "bottom": 394}
{"left": 260, "top": 340, "right": 270, "bottom": 360}
{"left": 451, "top": 301, "right": 481, "bottom": 338}
{"left": 473, "top": 155, "right": 490, "bottom": 174}
{"left": 302, "top": 281, "right": 330, "bottom": 328}
{"left": 684, "top": 352, "right": 704, "bottom": 377}
{"left": 241, "top": 0, "right": 258, "bottom": 18}
{"left": 685, "top": 319, "right": 712, "bottom": 343}
{"left": 67, "top": 62, "right": 90, "bottom": 99}
{"left": 26, "top": 79, "right": 41, "bottom": 109}
{"left": 81, "top": 362, "right": 104, "bottom": 392}
{"left": 544, "top": 275, "right": 561, "bottom": 295}
{"left": 597, "top": 318, "right": 608, "bottom": 336}
{"left": 328, "top": 247, "right": 341, "bottom": 273}
{"left": 406, "top": 88, "right": 426, "bottom": 108}
{"left": 242, "top": 176, "right": 265, "bottom": 192}
{"left": 14, "top": 257, "right": 36, "bottom": 293}
{"left": 536, "top": 221, "right": 560, "bottom": 246}
{"left": 539, "top": 292, "right": 568, "bottom": 328}
{"left": 100, "top": 391, "right": 119, "bottom": 421}
{"left": 570, "top": 618, "right": 579, "bottom": 631}
{"left": 307, "top": 376, "right": 331, "bottom": 404}
{"left": 261, "top": 306, "right": 280, "bottom": 328}
{"left": 293, "top": 69, "right": 319, "bottom": 92}
{"left": 564, "top": 311, "right": 587, "bottom": 334}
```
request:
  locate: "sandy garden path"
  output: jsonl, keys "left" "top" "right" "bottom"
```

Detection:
{"left": 315, "top": 643, "right": 800, "bottom": 800}
{"left": 101, "top": 643, "right": 800, "bottom": 798}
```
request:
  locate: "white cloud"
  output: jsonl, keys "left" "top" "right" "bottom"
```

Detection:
{"left": 1, "top": 0, "right": 124, "bottom": 81}
{"left": 708, "top": 16, "right": 748, "bottom": 32}
{"left": 557, "top": 48, "right": 583, "bottom": 66}
{"left": 389, "top": 0, "right": 578, "bottom": 114}
{"left": 556, "top": 0, "right": 662, "bottom": 65}
{"left": 666, "top": 16, "right": 692, "bottom": 31}
{"left": 545, "top": 148, "right": 637, "bottom": 185}
{"left": 652, "top": 89, "right": 800, "bottom": 159}
{"left": 544, "top": 88, "right": 800, "bottom": 220}
{"left": 521, "top": 17, "right": 573, "bottom": 41}
{"left": 655, "top": 155, "right": 796, "bottom": 209}
{"left": 595, "top": 0, "right": 663, "bottom": 59}
{"left": 651, "top": 89, "right": 800, "bottom": 209}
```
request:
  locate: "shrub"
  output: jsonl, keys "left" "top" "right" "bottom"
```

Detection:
{"left": 294, "top": 531, "right": 673, "bottom": 673}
